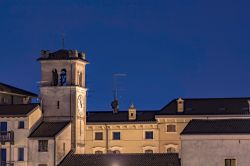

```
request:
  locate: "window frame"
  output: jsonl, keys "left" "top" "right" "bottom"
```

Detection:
{"left": 112, "top": 132, "right": 121, "bottom": 140}
{"left": 225, "top": 158, "right": 237, "bottom": 166}
{"left": 18, "top": 147, "right": 25, "bottom": 161}
{"left": 38, "top": 140, "right": 48, "bottom": 152}
{"left": 18, "top": 121, "right": 25, "bottom": 129}
{"left": 145, "top": 149, "right": 153, "bottom": 154}
{"left": 166, "top": 124, "right": 177, "bottom": 133}
{"left": 145, "top": 131, "right": 153, "bottom": 140}
{"left": 94, "top": 150, "right": 103, "bottom": 154}
{"left": 95, "top": 132, "right": 103, "bottom": 141}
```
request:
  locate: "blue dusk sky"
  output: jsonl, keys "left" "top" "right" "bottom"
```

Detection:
{"left": 0, "top": 0, "right": 250, "bottom": 111}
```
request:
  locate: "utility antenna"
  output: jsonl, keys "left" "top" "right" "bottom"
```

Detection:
{"left": 111, "top": 73, "right": 127, "bottom": 113}
{"left": 62, "top": 33, "right": 65, "bottom": 49}
{"left": 113, "top": 73, "right": 127, "bottom": 100}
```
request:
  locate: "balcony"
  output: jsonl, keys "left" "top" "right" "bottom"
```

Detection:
{"left": 0, "top": 131, "right": 14, "bottom": 145}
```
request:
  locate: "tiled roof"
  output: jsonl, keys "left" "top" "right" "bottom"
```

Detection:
{"left": 59, "top": 153, "right": 180, "bottom": 166}
{"left": 37, "top": 49, "right": 88, "bottom": 62}
{"left": 29, "top": 121, "right": 70, "bottom": 138}
{"left": 87, "top": 111, "right": 158, "bottom": 123}
{"left": 0, "top": 82, "right": 37, "bottom": 97}
{"left": 181, "top": 119, "right": 250, "bottom": 135}
{"left": 0, "top": 104, "right": 39, "bottom": 117}
{"left": 158, "top": 97, "right": 250, "bottom": 115}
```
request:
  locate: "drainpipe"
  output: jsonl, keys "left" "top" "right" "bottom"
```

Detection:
{"left": 54, "top": 138, "right": 56, "bottom": 166}
{"left": 105, "top": 124, "right": 108, "bottom": 153}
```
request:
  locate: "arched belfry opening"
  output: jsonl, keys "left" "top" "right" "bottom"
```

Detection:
{"left": 60, "top": 69, "right": 67, "bottom": 86}
{"left": 79, "top": 72, "right": 83, "bottom": 87}
{"left": 52, "top": 69, "right": 58, "bottom": 86}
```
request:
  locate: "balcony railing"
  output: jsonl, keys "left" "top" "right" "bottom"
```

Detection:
{"left": 0, "top": 131, "right": 14, "bottom": 145}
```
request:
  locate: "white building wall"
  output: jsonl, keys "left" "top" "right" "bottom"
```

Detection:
{"left": 181, "top": 135, "right": 250, "bottom": 166}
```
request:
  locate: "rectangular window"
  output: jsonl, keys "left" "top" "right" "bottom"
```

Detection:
{"left": 0, "top": 122, "right": 7, "bottom": 135}
{"left": 18, "top": 121, "right": 25, "bottom": 129}
{"left": 225, "top": 159, "right": 236, "bottom": 166}
{"left": 1, "top": 149, "right": 6, "bottom": 163}
{"left": 145, "top": 131, "right": 153, "bottom": 139}
{"left": 18, "top": 148, "right": 24, "bottom": 161}
{"left": 38, "top": 140, "right": 48, "bottom": 152}
{"left": 113, "top": 132, "right": 120, "bottom": 140}
{"left": 95, "top": 132, "right": 103, "bottom": 140}
{"left": 166, "top": 124, "right": 176, "bottom": 132}
{"left": 57, "top": 101, "right": 60, "bottom": 109}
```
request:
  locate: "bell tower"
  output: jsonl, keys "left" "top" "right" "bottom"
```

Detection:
{"left": 38, "top": 49, "right": 89, "bottom": 153}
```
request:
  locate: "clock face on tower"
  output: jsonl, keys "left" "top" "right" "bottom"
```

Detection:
{"left": 77, "top": 95, "right": 84, "bottom": 116}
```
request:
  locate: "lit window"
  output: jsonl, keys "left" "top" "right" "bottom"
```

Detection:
{"left": 18, "top": 121, "right": 25, "bottom": 129}
{"left": 18, "top": 148, "right": 24, "bottom": 161}
{"left": 95, "top": 151, "right": 103, "bottom": 154}
{"left": 166, "top": 125, "right": 176, "bottom": 132}
{"left": 95, "top": 132, "right": 103, "bottom": 140}
{"left": 225, "top": 159, "right": 236, "bottom": 166}
{"left": 145, "top": 131, "right": 153, "bottom": 139}
{"left": 145, "top": 150, "right": 153, "bottom": 154}
{"left": 113, "top": 132, "right": 120, "bottom": 140}
{"left": 38, "top": 140, "right": 48, "bottom": 152}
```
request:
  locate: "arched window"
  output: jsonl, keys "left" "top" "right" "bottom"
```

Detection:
{"left": 95, "top": 151, "right": 103, "bottom": 154}
{"left": 167, "top": 147, "right": 176, "bottom": 153}
{"left": 145, "top": 150, "right": 153, "bottom": 154}
{"left": 52, "top": 69, "right": 58, "bottom": 86}
{"left": 113, "top": 150, "right": 120, "bottom": 154}
{"left": 60, "top": 69, "right": 67, "bottom": 86}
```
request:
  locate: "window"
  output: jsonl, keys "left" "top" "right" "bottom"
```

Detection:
{"left": 60, "top": 69, "right": 67, "bottom": 86}
{"left": 145, "top": 150, "right": 153, "bottom": 154}
{"left": 225, "top": 159, "right": 236, "bottom": 166}
{"left": 18, "top": 121, "right": 25, "bottom": 129}
{"left": 166, "top": 124, "right": 176, "bottom": 132}
{"left": 18, "top": 148, "right": 24, "bottom": 161}
{"left": 95, "top": 151, "right": 103, "bottom": 154}
{"left": 95, "top": 132, "right": 103, "bottom": 140}
{"left": 0, "top": 122, "right": 7, "bottom": 135}
{"left": 167, "top": 147, "right": 176, "bottom": 153}
{"left": 57, "top": 101, "right": 60, "bottom": 109}
{"left": 52, "top": 69, "right": 58, "bottom": 86}
{"left": 78, "top": 72, "right": 83, "bottom": 86}
{"left": 1, "top": 149, "right": 6, "bottom": 163}
{"left": 113, "top": 132, "right": 120, "bottom": 140}
{"left": 113, "top": 150, "right": 120, "bottom": 154}
{"left": 145, "top": 131, "right": 153, "bottom": 139}
{"left": 38, "top": 140, "right": 48, "bottom": 152}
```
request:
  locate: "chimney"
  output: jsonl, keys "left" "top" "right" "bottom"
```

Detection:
{"left": 128, "top": 104, "right": 136, "bottom": 120}
{"left": 177, "top": 98, "right": 184, "bottom": 113}
{"left": 40, "top": 50, "right": 49, "bottom": 58}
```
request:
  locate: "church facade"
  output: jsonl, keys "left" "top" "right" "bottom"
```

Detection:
{"left": 0, "top": 49, "right": 250, "bottom": 166}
